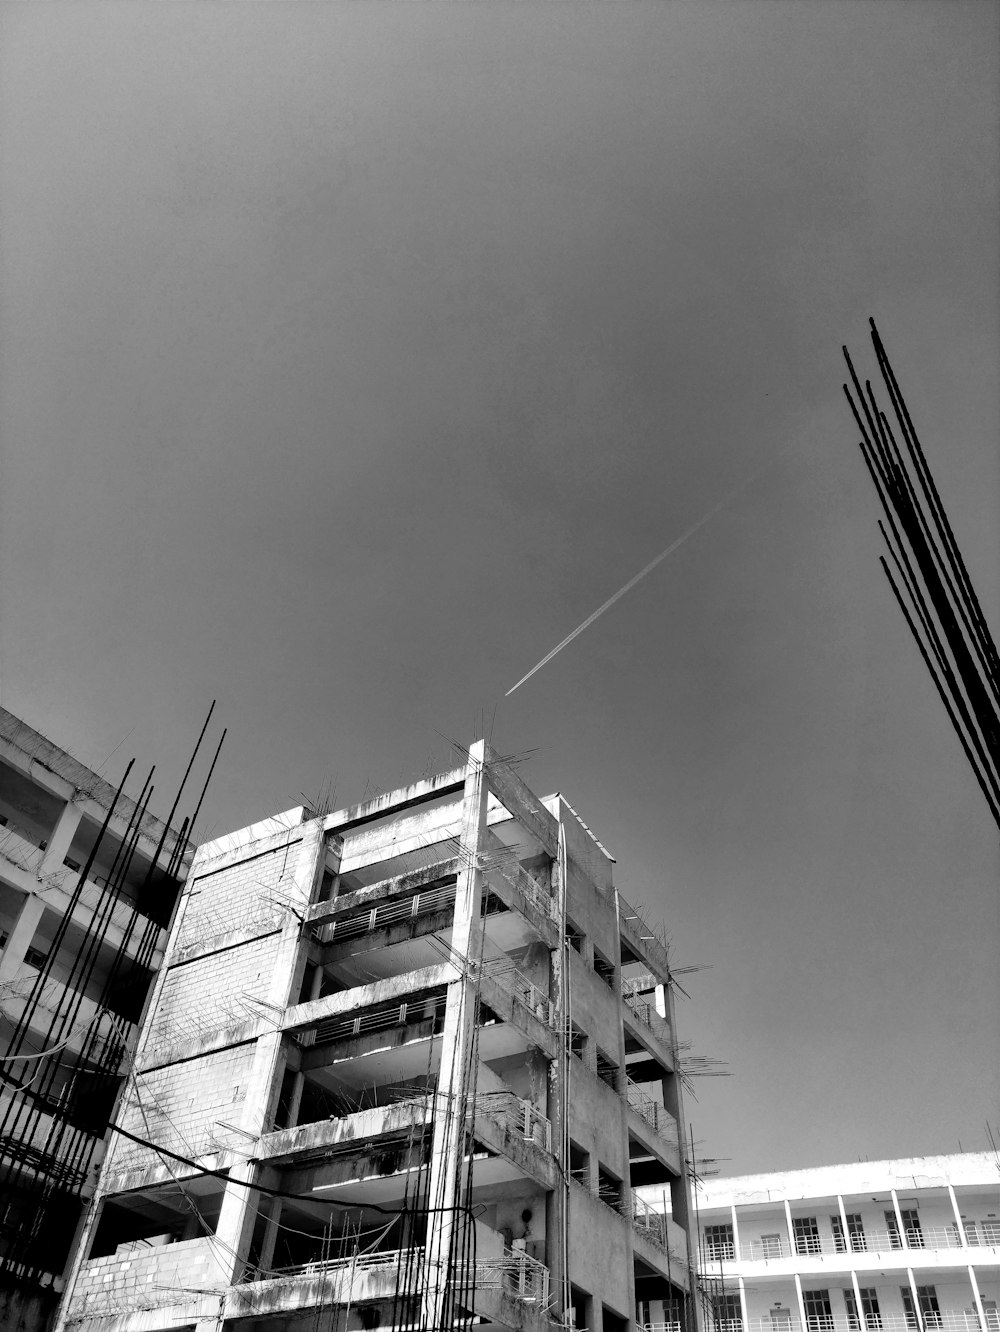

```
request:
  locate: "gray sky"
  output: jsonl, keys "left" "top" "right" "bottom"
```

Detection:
{"left": 1, "top": 2, "right": 997, "bottom": 1175}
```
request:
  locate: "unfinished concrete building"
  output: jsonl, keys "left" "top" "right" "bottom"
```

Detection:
{"left": 57, "top": 743, "right": 696, "bottom": 1332}
{"left": 0, "top": 708, "right": 193, "bottom": 1331}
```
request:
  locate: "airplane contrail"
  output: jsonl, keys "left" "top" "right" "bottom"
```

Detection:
{"left": 504, "top": 455, "right": 782, "bottom": 698}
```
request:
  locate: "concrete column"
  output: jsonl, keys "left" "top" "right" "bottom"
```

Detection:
{"left": 837, "top": 1195, "right": 852, "bottom": 1254}
{"left": 784, "top": 1199, "right": 797, "bottom": 1258}
{"left": 0, "top": 892, "right": 46, "bottom": 981}
{"left": 285, "top": 1070, "right": 305, "bottom": 1131}
{"left": 891, "top": 1190, "right": 908, "bottom": 1251}
{"left": 850, "top": 1271, "right": 865, "bottom": 1328}
{"left": 968, "top": 1266, "right": 988, "bottom": 1331}
{"left": 546, "top": 823, "right": 569, "bottom": 1321}
{"left": 257, "top": 1198, "right": 283, "bottom": 1274}
{"left": 906, "top": 1267, "right": 923, "bottom": 1332}
{"left": 737, "top": 1276, "right": 749, "bottom": 1331}
{"left": 793, "top": 1273, "right": 808, "bottom": 1332}
{"left": 38, "top": 801, "right": 84, "bottom": 876}
{"left": 212, "top": 820, "right": 327, "bottom": 1285}
{"left": 731, "top": 1205, "right": 742, "bottom": 1261}
{"left": 422, "top": 742, "right": 489, "bottom": 1332}
{"left": 948, "top": 1185, "right": 969, "bottom": 1247}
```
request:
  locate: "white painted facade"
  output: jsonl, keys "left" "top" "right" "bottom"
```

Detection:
{"left": 642, "top": 1156, "right": 999, "bottom": 1332}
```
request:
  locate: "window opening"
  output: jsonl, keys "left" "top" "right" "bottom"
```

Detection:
{"left": 569, "top": 1141, "right": 590, "bottom": 1188}
{"left": 845, "top": 1289, "right": 881, "bottom": 1330}
{"left": 802, "top": 1290, "right": 833, "bottom": 1332}
{"left": 793, "top": 1216, "right": 822, "bottom": 1256}
{"left": 713, "top": 1293, "right": 742, "bottom": 1332}
{"left": 705, "top": 1223, "right": 735, "bottom": 1261}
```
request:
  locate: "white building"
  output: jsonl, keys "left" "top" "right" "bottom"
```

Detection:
{"left": 648, "top": 1155, "right": 999, "bottom": 1332}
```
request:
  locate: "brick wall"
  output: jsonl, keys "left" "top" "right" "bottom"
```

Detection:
{"left": 65, "top": 1237, "right": 225, "bottom": 1317}
{"left": 106, "top": 1044, "right": 257, "bottom": 1174}
{"left": 142, "top": 932, "right": 284, "bottom": 1055}
{"left": 177, "top": 839, "right": 302, "bottom": 952}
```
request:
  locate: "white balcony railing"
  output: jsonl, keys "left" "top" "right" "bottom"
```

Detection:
{"left": 711, "top": 1226, "right": 999, "bottom": 1263}
{"left": 729, "top": 1316, "right": 995, "bottom": 1332}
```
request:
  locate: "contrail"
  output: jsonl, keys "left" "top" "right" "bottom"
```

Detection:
{"left": 504, "top": 455, "right": 781, "bottom": 698}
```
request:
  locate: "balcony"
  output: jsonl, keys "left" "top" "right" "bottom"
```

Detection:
{"left": 480, "top": 957, "right": 560, "bottom": 1030}
{"left": 617, "top": 893, "right": 671, "bottom": 980}
{"left": 313, "top": 879, "right": 457, "bottom": 947}
{"left": 712, "top": 1226, "right": 997, "bottom": 1264}
{"left": 726, "top": 1317, "right": 994, "bottom": 1332}
{"left": 626, "top": 1078, "right": 679, "bottom": 1149}
{"left": 478, "top": 844, "right": 559, "bottom": 925}
{"left": 238, "top": 1244, "right": 550, "bottom": 1308}
{"left": 632, "top": 1194, "right": 690, "bottom": 1268}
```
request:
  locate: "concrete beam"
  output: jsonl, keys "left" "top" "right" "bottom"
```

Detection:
{"left": 323, "top": 768, "right": 466, "bottom": 836}
{"left": 306, "top": 858, "right": 459, "bottom": 926}
{"left": 483, "top": 752, "right": 559, "bottom": 859}
{"left": 282, "top": 961, "right": 457, "bottom": 1035}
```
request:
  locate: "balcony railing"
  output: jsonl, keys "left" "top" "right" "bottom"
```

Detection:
{"left": 729, "top": 1316, "right": 994, "bottom": 1332}
{"left": 481, "top": 958, "right": 559, "bottom": 1029}
{"left": 478, "top": 847, "right": 558, "bottom": 922}
{"left": 712, "top": 1225, "right": 997, "bottom": 1262}
{"left": 311, "top": 993, "right": 447, "bottom": 1047}
{"left": 617, "top": 894, "right": 670, "bottom": 974}
{"left": 314, "top": 881, "right": 458, "bottom": 945}
{"left": 254, "top": 1244, "right": 550, "bottom": 1306}
{"left": 623, "top": 990, "right": 673, "bottom": 1045}
{"left": 626, "top": 1078, "right": 678, "bottom": 1147}
{"left": 475, "top": 1247, "right": 550, "bottom": 1304}
{"left": 632, "top": 1194, "right": 674, "bottom": 1254}
{"left": 475, "top": 1090, "right": 552, "bottom": 1153}
{"left": 640, "top": 1322, "right": 683, "bottom": 1332}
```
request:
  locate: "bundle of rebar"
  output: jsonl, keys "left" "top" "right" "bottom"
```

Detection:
{"left": 0, "top": 706, "right": 225, "bottom": 1285}
{"left": 843, "top": 320, "right": 1000, "bottom": 828}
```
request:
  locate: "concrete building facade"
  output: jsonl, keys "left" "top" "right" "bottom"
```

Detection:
{"left": 670, "top": 1156, "right": 999, "bottom": 1332}
{"left": 56, "top": 743, "right": 696, "bottom": 1332}
{"left": 0, "top": 709, "right": 192, "bottom": 1330}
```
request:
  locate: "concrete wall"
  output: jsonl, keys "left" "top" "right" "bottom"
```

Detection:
{"left": 0, "top": 1282, "right": 60, "bottom": 1332}
{"left": 107, "top": 1042, "right": 257, "bottom": 1175}
{"left": 64, "top": 1237, "right": 225, "bottom": 1319}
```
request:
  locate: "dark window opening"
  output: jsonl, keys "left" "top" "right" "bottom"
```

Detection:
{"left": 569, "top": 1141, "right": 590, "bottom": 1188}
{"left": 569, "top": 1024, "right": 588, "bottom": 1060}
{"left": 596, "top": 1165, "right": 623, "bottom": 1214}
{"left": 712, "top": 1294, "right": 742, "bottom": 1331}
{"left": 845, "top": 1288, "right": 882, "bottom": 1330}
{"left": 566, "top": 919, "right": 585, "bottom": 954}
{"left": 803, "top": 1290, "right": 833, "bottom": 1332}
{"left": 793, "top": 1216, "right": 822, "bottom": 1256}
{"left": 88, "top": 1180, "right": 227, "bottom": 1259}
{"left": 705, "top": 1223, "right": 735, "bottom": 1260}
{"left": 273, "top": 1068, "right": 300, "bottom": 1131}
{"left": 595, "top": 1048, "right": 619, "bottom": 1090}
{"left": 298, "top": 962, "right": 318, "bottom": 1005}
{"left": 593, "top": 948, "right": 616, "bottom": 990}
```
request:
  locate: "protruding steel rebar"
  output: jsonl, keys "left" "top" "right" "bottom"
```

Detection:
{"left": 843, "top": 322, "right": 1000, "bottom": 830}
